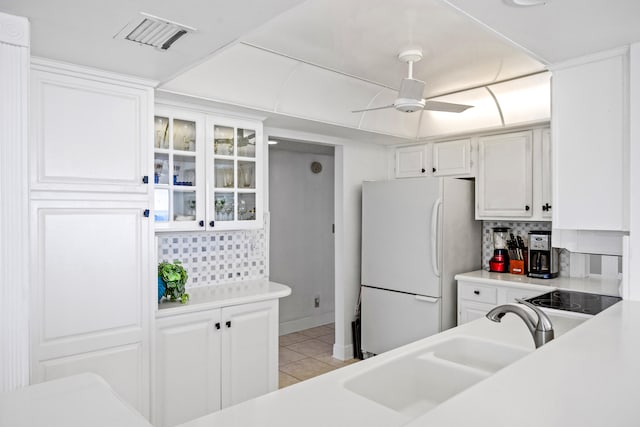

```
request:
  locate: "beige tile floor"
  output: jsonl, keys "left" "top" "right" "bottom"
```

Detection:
{"left": 279, "top": 323, "right": 360, "bottom": 389}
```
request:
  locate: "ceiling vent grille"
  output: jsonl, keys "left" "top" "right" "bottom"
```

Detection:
{"left": 115, "top": 13, "right": 196, "bottom": 50}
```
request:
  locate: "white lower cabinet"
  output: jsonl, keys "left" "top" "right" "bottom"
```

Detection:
{"left": 155, "top": 310, "right": 222, "bottom": 427}
{"left": 457, "top": 280, "right": 547, "bottom": 325}
{"left": 220, "top": 300, "right": 278, "bottom": 408}
{"left": 154, "top": 300, "right": 278, "bottom": 427}
{"left": 30, "top": 199, "right": 152, "bottom": 415}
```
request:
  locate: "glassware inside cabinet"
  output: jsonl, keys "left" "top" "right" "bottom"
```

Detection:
{"left": 154, "top": 153, "right": 169, "bottom": 184}
{"left": 154, "top": 116, "right": 169, "bottom": 149}
{"left": 237, "top": 127, "right": 256, "bottom": 158}
{"left": 238, "top": 193, "right": 256, "bottom": 221}
{"left": 154, "top": 188, "right": 169, "bottom": 222}
{"left": 214, "top": 192, "right": 234, "bottom": 221}
{"left": 215, "top": 159, "right": 234, "bottom": 188}
{"left": 173, "top": 155, "right": 196, "bottom": 187}
{"left": 237, "top": 160, "right": 255, "bottom": 188}
{"left": 173, "top": 119, "right": 196, "bottom": 152}
{"left": 214, "top": 125, "right": 234, "bottom": 156}
{"left": 174, "top": 191, "right": 197, "bottom": 221}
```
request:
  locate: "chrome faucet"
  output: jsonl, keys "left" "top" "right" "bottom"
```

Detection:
{"left": 486, "top": 299, "right": 554, "bottom": 348}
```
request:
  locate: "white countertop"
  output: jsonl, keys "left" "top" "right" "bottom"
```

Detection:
{"left": 410, "top": 301, "right": 640, "bottom": 427}
{"left": 0, "top": 373, "right": 152, "bottom": 427}
{"left": 177, "top": 301, "right": 616, "bottom": 427}
{"left": 156, "top": 280, "right": 291, "bottom": 318}
{"left": 456, "top": 269, "right": 621, "bottom": 296}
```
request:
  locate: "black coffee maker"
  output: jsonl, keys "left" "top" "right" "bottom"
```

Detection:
{"left": 528, "top": 230, "right": 559, "bottom": 279}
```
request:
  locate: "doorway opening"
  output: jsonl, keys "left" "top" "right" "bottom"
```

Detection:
{"left": 268, "top": 138, "right": 335, "bottom": 335}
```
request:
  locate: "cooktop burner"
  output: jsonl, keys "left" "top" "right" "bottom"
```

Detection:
{"left": 525, "top": 290, "right": 622, "bottom": 316}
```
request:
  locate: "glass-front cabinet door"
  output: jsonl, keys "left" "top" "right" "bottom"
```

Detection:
{"left": 153, "top": 108, "right": 206, "bottom": 231}
{"left": 207, "top": 117, "right": 263, "bottom": 230}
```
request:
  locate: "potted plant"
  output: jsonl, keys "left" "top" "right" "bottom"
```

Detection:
{"left": 158, "top": 260, "right": 190, "bottom": 304}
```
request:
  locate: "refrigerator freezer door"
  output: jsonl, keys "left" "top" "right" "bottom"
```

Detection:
{"left": 361, "top": 286, "right": 441, "bottom": 355}
{"left": 362, "top": 178, "right": 441, "bottom": 296}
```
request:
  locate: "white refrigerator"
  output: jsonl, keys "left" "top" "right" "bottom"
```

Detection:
{"left": 360, "top": 177, "right": 481, "bottom": 355}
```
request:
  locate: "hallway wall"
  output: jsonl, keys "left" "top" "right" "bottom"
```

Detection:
{"left": 269, "top": 148, "right": 335, "bottom": 333}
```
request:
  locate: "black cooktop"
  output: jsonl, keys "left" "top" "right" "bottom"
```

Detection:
{"left": 525, "top": 290, "right": 622, "bottom": 316}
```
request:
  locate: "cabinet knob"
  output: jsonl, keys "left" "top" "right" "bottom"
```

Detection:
{"left": 421, "top": 168, "right": 426, "bottom": 173}
{"left": 525, "top": 205, "right": 530, "bottom": 211}
{"left": 473, "top": 290, "right": 480, "bottom": 295}
{"left": 143, "top": 209, "right": 150, "bottom": 218}
{"left": 209, "top": 221, "right": 215, "bottom": 227}
{"left": 215, "top": 322, "right": 221, "bottom": 330}
{"left": 542, "top": 203, "right": 552, "bottom": 212}
{"left": 142, "top": 175, "right": 149, "bottom": 184}
{"left": 199, "top": 220, "right": 204, "bottom": 227}
{"left": 432, "top": 167, "right": 436, "bottom": 173}
{"left": 226, "top": 321, "right": 231, "bottom": 328}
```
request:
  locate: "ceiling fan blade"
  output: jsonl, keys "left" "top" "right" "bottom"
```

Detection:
{"left": 423, "top": 100, "right": 473, "bottom": 113}
{"left": 352, "top": 104, "right": 395, "bottom": 113}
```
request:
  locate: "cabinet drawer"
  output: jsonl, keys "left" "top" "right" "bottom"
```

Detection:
{"left": 459, "top": 283, "right": 498, "bottom": 304}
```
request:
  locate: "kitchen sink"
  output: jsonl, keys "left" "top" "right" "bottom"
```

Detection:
{"left": 343, "top": 336, "right": 531, "bottom": 418}
{"left": 428, "top": 336, "right": 531, "bottom": 374}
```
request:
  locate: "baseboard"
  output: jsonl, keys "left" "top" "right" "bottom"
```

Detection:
{"left": 279, "top": 311, "right": 334, "bottom": 335}
{"left": 332, "top": 343, "right": 354, "bottom": 361}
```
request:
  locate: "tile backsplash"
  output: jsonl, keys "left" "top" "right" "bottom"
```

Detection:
{"left": 157, "top": 229, "right": 267, "bottom": 288}
{"left": 481, "top": 221, "right": 570, "bottom": 276}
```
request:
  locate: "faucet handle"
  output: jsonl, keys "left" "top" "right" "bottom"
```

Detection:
{"left": 515, "top": 298, "right": 554, "bottom": 332}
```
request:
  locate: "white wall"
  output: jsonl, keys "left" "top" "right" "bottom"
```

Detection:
{"left": 334, "top": 141, "right": 388, "bottom": 360}
{"left": 269, "top": 148, "right": 335, "bottom": 333}
{"left": 0, "top": 11, "right": 30, "bottom": 391}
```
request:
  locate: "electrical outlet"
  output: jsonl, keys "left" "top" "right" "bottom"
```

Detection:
{"left": 314, "top": 296, "right": 320, "bottom": 308}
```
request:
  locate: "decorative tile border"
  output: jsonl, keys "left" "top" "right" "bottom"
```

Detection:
{"left": 157, "top": 229, "right": 266, "bottom": 288}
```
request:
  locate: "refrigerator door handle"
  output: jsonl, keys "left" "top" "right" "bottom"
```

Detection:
{"left": 415, "top": 295, "right": 439, "bottom": 303}
{"left": 431, "top": 198, "right": 442, "bottom": 278}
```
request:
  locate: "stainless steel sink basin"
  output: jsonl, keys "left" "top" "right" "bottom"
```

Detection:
{"left": 343, "top": 336, "right": 532, "bottom": 418}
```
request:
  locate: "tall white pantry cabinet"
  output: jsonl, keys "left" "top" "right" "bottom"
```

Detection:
{"left": 29, "top": 58, "right": 155, "bottom": 416}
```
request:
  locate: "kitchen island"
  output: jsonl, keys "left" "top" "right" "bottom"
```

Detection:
{"left": 178, "top": 299, "right": 640, "bottom": 427}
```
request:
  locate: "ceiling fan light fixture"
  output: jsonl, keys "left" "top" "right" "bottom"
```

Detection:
{"left": 394, "top": 98, "right": 426, "bottom": 113}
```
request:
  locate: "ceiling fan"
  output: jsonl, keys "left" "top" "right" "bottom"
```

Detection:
{"left": 352, "top": 49, "right": 474, "bottom": 114}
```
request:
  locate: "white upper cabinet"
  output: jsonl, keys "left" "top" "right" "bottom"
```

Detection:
{"left": 30, "top": 60, "right": 153, "bottom": 194}
{"left": 207, "top": 116, "right": 264, "bottom": 230}
{"left": 153, "top": 102, "right": 264, "bottom": 232}
{"left": 540, "top": 128, "right": 553, "bottom": 219}
{"left": 477, "top": 131, "right": 533, "bottom": 219}
{"left": 551, "top": 49, "right": 628, "bottom": 231}
{"left": 153, "top": 107, "right": 206, "bottom": 231}
{"left": 432, "top": 139, "right": 472, "bottom": 177}
{"left": 395, "top": 145, "right": 429, "bottom": 178}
